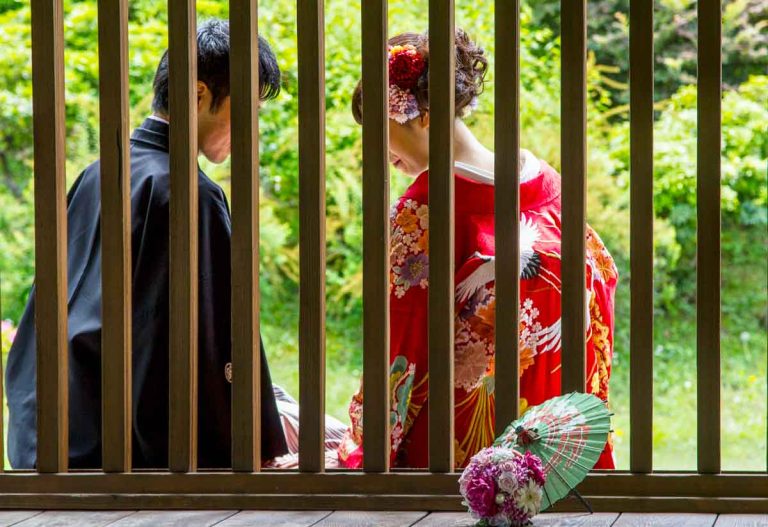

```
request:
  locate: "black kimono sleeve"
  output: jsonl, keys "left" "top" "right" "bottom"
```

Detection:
{"left": 196, "top": 182, "right": 288, "bottom": 467}
{"left": 130, "top": 173, "right": 287, "bottom": 468}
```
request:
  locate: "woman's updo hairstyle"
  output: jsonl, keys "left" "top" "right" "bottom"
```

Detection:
{"left": 352, "top": 28, "right": 488, "bottom": 125}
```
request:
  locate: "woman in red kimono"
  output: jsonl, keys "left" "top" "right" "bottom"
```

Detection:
{"left": 338, "top": 30, "right": 617, "bottom": 469}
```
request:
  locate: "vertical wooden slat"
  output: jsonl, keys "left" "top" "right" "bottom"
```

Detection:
{"left": 629, "top": 0, "right": 654, "bottom": 474}
{"left": 696, "top": 0, "right": 721, "bottom": 475}
{"left": 494, "top": 0, "right": 521, "bottom": 435}
{"left": 361, "top": 0, "right": 390, "bottom": 473}
{"left": 560, "top": 0, "right": 588, "bottom": 394}
{"left": 0, "top": 276, "right": 5, "bottom": 474}
{"left": 98, "top": 0, "right": 132, "bottom": 473}
{"left": 30, "top": 0, "right": 68, "bottom": 474}
{"left": 428, "top": 0, "right": 455, "bottom": 473}
{"left": 0, "top": 358, "right": 3, "bottom": 474}
{"left": 297, "top": 0, "right": 326, "bottom": 473}
{"left": 230, "top": 0, "right": 261, "bottom": 473}
{"left": 1, "top": 274, "right": 4, "bottom": 472}
{"left": 168, "top": 0, "right": 198, "bottom": 473}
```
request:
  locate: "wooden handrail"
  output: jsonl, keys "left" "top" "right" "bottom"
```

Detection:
{"left": 0, "top": 0, "right": 758, "bottom": 509}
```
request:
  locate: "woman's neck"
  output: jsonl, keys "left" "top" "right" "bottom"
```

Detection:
{"left": 452, "top": 120, "right": 495, "bottom": 173}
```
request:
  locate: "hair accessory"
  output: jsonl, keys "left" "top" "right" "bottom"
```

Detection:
{"left": 388, "top": 44, "right": 426, "bottom": 123}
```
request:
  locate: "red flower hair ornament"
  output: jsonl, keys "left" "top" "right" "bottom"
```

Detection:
{"left": 388, "top": 44, "right": 426, "bottom": 124}
{"left": 386, "top": 43, "right": 478, "bottom": 123}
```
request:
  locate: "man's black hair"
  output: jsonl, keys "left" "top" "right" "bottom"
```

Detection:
{"left": 152, "top": 18, "right": 281, "bottom": 115}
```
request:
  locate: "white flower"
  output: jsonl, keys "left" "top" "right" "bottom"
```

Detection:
{"left": 497, "top": 471, "right": 519, "bottom": 494}
{"left": 491, "top": 449, "right": 516, "bottom": 464}
{"left": 515, "top": 479, "right": 543, "bottom": 516}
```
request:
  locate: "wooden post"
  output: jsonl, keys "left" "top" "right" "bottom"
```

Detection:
{"left": 696, "top": 0, "right": 722, "bottom": 475}
{"left": 428, "top": 0, "right": 455, "bottom": 473}
{"left": 560, "top": 0, "right": 588, "bottom": 394}
{"left": 230, "top": 0, "right": 262, "bottom": 473}
{"left": 98, "top": 0, "right": 132, "bottom": 474}
{"left": 494, "top": 0, "right": 522, "bottom": 435}
{"left": 1, "top": 272, "right": 4, "bottom": 472}
{"left": 31, "top": 0, "right": 69, "bottom": 474}
{"left": 297, "top": 0, "right": 326, "bottom": 473}
{"left": 168, "top": 0, "right": 199, "bottom": 473}
{"left": 629, "top": 0, "right": 654, "bottom": 475}
{"left": 361, "top": 0, "right": 391, "bottom": 473}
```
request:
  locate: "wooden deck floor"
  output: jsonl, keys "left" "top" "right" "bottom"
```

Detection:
{"left": 0, "top": 511, "right": 765, "bottom": 527}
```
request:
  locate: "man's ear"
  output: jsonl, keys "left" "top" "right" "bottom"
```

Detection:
{"left": 196, "top": 81, "right": 208, "bottom": 111}
{"left": 418, "top": 111, "right": 430, "bottom": 129}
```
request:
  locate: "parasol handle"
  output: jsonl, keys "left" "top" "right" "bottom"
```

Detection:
{"left": 569, "top": 487, "right": 594, "bottom": 514}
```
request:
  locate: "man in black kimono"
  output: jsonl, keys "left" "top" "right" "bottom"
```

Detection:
{"left": 5, "top": 19, "right": 288, "bottom": 468}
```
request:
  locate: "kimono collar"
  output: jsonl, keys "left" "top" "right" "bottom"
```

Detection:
{"left": 519, "top": 149, "right": 541, "bottom": 184}
{"left": 407, "top": 150, "right": 561, "bottom": 212}
{"left": 520, "top": 160, "right": 561, "bottom": 211}
{"left": 131, "top": 117, "right": 170, "bottom": 152}
{"left": 453, "top": 149, "right": 541, "bottom": 185}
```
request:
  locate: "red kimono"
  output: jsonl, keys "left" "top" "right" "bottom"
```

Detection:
{"left": 338, "top": 156, "right": 618, "bottom": 469}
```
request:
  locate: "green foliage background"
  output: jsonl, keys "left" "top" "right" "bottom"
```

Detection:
{"left": 1, "top": 0, "right": 766, "bottom": 470}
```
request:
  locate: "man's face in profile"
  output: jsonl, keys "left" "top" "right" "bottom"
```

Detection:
{"left": 197, "top": 82, "right": 232, "bottom": 164}
{"left": 197, "top": 86, "right": 268, "bottom": 164}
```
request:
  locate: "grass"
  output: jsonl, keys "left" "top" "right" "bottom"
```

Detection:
{"left": 608, "top": 333, "right": 767, "bottom": 471}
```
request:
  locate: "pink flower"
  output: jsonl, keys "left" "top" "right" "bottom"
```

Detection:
{"left": 463, "top": 476, "right": 497, "bottom": 518}
{"left": 523, "top": 451, "right": 546, "bottom": 487}
{"left": 497, "top": 470, "right": 519, "bottom": 494}
{"left": 460, "top": 446, "right": 546, "bottom": 525}
{"left": 388, "top": 85, "right": 420, "bottom": 124}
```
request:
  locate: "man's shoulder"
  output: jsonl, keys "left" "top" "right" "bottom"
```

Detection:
{"left": 125, "top": 150, "right": 226, "bottom": 207}
{"left": 198, "top": 170, "right": 228, "bottom": 209}
{"left": 130, "top": 167, "right": 228, "bottom": 214}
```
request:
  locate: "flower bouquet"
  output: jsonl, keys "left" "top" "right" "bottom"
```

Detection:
{"left": 459, "top": 447, "right": 546, "bottom": 527}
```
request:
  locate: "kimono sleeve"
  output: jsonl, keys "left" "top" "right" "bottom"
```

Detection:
{"left": 585, "top": 226, "right": 618, "bottom": 401}
{"left": 195, "top": 184, "right": 235, "bottom": 467}
{"left": 195, "top": 182, "right": 288, "bottom": 466}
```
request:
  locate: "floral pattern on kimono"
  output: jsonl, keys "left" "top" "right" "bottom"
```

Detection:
{"left": 338, "top": 158, "right": 618, "bottom": 470}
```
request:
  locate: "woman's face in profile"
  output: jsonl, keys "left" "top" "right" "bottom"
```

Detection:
{"left": 388, "top": 113, "right": 430, "bottom": 177}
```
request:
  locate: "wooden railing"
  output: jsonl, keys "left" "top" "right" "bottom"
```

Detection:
{"left": 0, "top": 0, "right": 766, "bottom": 514}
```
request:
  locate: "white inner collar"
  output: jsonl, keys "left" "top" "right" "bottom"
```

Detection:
{"left": 148, "top": 114, "right": 170, "bottom": 125}
{"left": 453, "top": 149, "right": 541, "bottom": 186}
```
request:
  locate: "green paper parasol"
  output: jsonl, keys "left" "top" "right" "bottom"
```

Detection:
{"left": 493, "top": 392, "right": 612, "bottom": 511}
